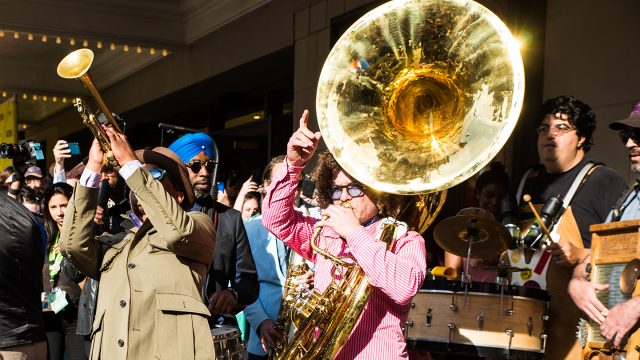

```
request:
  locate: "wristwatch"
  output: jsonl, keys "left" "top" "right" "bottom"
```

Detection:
{"left": 226, "top": 287, "right": 238, "bottom": 301}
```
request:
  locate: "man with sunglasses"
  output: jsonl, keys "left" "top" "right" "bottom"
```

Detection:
{"left": 59, "top": 128, "right": 216, "bottom": 359}
{"left": 168, "top": 132, "right": 258, "bottom": 328}
{"left": 568, "top": 101, "right": 640, "bottom": 350}
{"left": 511, "top": 95, "right": 627, "bottom": 358}
{"left": 261, "top": 110, "right": 426, "bottom": 359}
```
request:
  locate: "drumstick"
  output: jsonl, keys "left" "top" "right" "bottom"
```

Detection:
{"left": 522, "top": 194, "right": 554, "bottom": 242}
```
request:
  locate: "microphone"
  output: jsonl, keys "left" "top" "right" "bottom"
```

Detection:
{"left": 500, "top": 195, "right": 520, "bottom": 249}
{"left": 520, "top": 195, "right": 564, "bottom": 249}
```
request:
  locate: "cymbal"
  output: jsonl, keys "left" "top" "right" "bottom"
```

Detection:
{"left": 434, "top": 207, "right": 510, "bottom": 259}
{"left": 620, "top": 258, "right": 640, "bottom": 294}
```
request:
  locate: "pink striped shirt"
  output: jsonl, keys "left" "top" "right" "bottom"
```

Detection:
{"left": 262, "top": 159, "right": 427, "bottom": 360}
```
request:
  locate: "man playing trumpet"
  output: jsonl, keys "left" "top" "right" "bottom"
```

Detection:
{"left": 59, "top": 127, "right": 216, "bottom": 359}
{"left": 261, "top": 110, "right": 427, "bottom": 359}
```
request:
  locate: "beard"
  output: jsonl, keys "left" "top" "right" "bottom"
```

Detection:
{"left": 631, "top": 163, "right": 640, "bottom": 175}
{"left": 194, "top": 189, "right": 210, "bottom": 200}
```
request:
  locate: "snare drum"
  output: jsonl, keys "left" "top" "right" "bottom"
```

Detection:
{"left": 211, "top": 325, "right": 244, "bottom": 360}
{"left": 405, "top": 280, "right": 549, "bottom": 359}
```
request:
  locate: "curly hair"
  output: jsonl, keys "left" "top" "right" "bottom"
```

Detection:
{"left": 540, "top": 95, "right": 596, "bottom": 152}
{"left": 310, "top": 152, "right": 416, "bottom": 218}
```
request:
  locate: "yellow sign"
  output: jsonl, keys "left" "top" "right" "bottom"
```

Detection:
{"left": 0, "top": 97, "right": 18, "bottom": 170}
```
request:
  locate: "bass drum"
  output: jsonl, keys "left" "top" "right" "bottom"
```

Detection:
{"left": 405, "top": 280, "right": 549, "bottom": 359}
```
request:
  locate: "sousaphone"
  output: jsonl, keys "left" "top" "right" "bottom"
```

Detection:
{"left": 273, "top": 0, "right": 524, "bottom": 358}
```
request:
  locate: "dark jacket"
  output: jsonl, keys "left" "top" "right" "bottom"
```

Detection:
{"left": 195, "top": 197, "right": 258, "bottom": 323}
{"left": 0, "top": 192, "right": 46, "bottom": 348}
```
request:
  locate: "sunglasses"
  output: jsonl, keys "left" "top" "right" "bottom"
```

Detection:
{"left": 619, "top": 129, "right": 640, "bottom": 144}
{"left": 186, "top": 159, "right": 216, "bottom": 173}
{"left": 148, "top": 167, "right": 167, "bottom": 181}
{"left": 328, "top": 183, "right": 365, "bottom": 200}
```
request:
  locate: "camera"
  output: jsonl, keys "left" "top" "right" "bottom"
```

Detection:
{"left": 0, "top": 141, "right": 44, "bottom": 162}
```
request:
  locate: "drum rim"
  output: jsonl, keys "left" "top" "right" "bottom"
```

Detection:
{"left": 421, "top": 279, "right": 550, "bottom": 301}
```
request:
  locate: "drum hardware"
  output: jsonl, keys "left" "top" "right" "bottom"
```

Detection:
{"left": 447, "top": 322, "right": 456, "bottom": 352}
{"left": 404, "top": 320, "right": 414, "bottom": 338}
{"left": 527, "top": 317, "right": 533, "bottom": 336}
{"left": 427, "top": 308, "right": 433, "bottom": 327}
{"left": 540, "top": 333, "right": 548, "bottom": 353}
{"left": 449, "top": 293, "right": 458, "bottom": 311}
{"left": 477, "top": 312, "right": 485, "bottom": 330}
{"left": 506, "top": 328, "right": 514, "bottom": 359}
{"left": 210, "top": 325, "right": 244, "bottom": 360}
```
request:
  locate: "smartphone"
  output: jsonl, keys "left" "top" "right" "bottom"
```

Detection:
{"left": 216, "top": 181, "right": 225, "bottom": 193}
{"left": 67, "top": 142, "right": 81, "bottom": 155}
{"left": 251, "top": 168, "right": 262, "bottom": 183}
{"left": 301, "top": 179, "right": 315, "bottom": 198}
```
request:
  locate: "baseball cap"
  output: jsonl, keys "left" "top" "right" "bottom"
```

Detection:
{"left": 25, "top": 166, "right": 43, "bottom": 178}
{"left": 609, "top": 102, "right": 640, "bottom": 130}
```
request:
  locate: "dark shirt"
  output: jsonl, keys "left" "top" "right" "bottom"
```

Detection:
{"left": 520, "top": 158, "right": 628, "bottom": 248}
{"left": 0, "top": 192, "right": 46, "bottom": 348}
{"left": 194, "top": 196, "right": 258, "bottom": 324}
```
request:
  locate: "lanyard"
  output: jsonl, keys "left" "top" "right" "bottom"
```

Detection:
{"left": 48, "top": 232, "right": 62, "bottom": 285}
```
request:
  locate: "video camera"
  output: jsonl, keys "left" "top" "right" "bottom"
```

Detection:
{"left": 0, "top": 141, "right": 45, "bottom": 162}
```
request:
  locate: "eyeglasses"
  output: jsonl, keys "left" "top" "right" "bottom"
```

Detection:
{"left": 535, "top": 123, "right": 576, "bottom": 137}
{"left": 148, "top": 167, "right": 167, "bottom": 181}
{"left": 619, "top": 129, "right": 640, "bottom": 144}
{"left": 186, "top": 159, "right": 216, "bottom": 173}
{"left": 328, "top": 183, "right": 365, "bottom": 200}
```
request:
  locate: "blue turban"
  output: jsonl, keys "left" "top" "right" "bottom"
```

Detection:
{"left": 168, "top": 132, "right": 216, "bottom": 163}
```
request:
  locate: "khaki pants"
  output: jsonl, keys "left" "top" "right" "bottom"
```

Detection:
{"left": 0, "top": 341, "right": 47, "bottom": 360}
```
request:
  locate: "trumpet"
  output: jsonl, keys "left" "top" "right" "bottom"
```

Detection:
{"left": 57, "top": 49, "right": 122, "bottom": 168}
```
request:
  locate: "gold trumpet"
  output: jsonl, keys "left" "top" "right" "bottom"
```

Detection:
{"left": 57, "top": 49, "right": 122, "bottom": 168}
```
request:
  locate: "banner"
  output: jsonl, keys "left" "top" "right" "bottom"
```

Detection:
{"left": 0, "top": 97, "right": 18, "bottom": 170}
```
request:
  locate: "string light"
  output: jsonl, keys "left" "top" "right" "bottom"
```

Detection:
{"left": 1, "top": 91, "right": 6, "bottom": 97}
{"left": 0, "top": 28, "right": 171, "bottom": 58}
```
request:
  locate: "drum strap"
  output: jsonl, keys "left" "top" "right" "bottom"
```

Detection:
{"left": 611, "top": 181, "right": 640, "bottom": 221}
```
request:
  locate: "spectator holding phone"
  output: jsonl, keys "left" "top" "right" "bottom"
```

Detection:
{"left": 52, "top": 140, "right": 73, "bottom": 184}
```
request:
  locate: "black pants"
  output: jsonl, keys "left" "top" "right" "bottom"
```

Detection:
{"left": 248, "top": 354, "right": 268, "bottom": 360}
{"left": 43, "top": 307, "right": 87, "bottom": 360}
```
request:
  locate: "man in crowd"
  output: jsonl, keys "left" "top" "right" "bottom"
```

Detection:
{"left": 511, "top": 95, "right": 627, "bottom": 358}
{"left": 0, "top": 167, "right": 47, "bottom": 359}
{"left": 569, "top": 101, "right": 640, "bottom": 349}
{"left": 60, "top": 128, "right": 216, "bottom": 359}
{"left": 261, "top": 110, "right": 426, "bottom": 359}
{"left": 168, "top": 132, "right": 258, "bottom": 325}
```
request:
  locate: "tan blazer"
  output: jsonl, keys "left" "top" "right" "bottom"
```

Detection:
{"left": 60, "top": 168, "right": 216, "bottom": 360}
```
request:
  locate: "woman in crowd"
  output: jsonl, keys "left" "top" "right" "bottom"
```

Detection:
{"left": 42, "top": 182, "right": 86, "bottom": 360}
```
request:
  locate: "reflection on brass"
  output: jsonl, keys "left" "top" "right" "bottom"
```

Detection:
{"left": 57, "top": 49, "right": 124, "bottom": 168}
{"left": 317, "top": 0, "right": 525, "bottom": 195}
